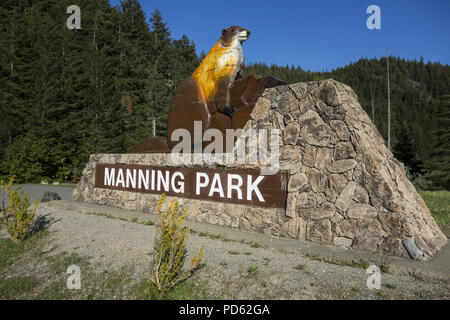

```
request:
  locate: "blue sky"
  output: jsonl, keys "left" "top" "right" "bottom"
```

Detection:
{"left": 109, "top": 0, "right": 450, "bottom": 71}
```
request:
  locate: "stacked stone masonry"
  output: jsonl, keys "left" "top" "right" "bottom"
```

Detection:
{"left": 73, "top": 79, "right": 447, "bottom": 259}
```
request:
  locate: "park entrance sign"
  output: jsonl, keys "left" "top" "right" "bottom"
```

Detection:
{"left": 74, "top": 79, "right": 447, "bottom": 260}
{"left": 94, "top": 163, "right": 288, "bottom": 208}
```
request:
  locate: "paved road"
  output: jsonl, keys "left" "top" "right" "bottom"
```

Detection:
{"left": 1, "top": 184, "right": 76, "bottom": 205}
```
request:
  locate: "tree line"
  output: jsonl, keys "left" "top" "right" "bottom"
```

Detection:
{"left": 0, "top": 0, "right": 448, "bottom": 189}
{"left": 0, "top": 0, "right": 198, "bottom": 182}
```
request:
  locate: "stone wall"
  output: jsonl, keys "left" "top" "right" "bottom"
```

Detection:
{"left": 73, "top": 79, "right": 447, "bottom": 259}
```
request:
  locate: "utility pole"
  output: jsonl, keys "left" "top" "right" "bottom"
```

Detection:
{"left": 151, "top": 88, "right": 158, "bottom": 137}
{"left": 387, "top": 44, "right": 391, "bottom": 150}
{"left": 370, "top": 83, "right": 375, "bottom": 123}
{"left": 152, "top": 117, "right": 156, "bottom": 136}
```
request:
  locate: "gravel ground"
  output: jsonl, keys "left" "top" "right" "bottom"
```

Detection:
{"left": 32, "top": 201, "right": 449, "bottom": 300}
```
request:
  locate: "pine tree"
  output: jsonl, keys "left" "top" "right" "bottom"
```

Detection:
{"left": 426, "top": 95, "right": 450, "bottom": 189}
{"left": 147, "top": 9, "right": 173, "bottom": 136}
{"left": 117, "top": 0, "right": 153, "bottom": 147}
{"left": 393, "top": 121, "right": 424, "bottom": 178}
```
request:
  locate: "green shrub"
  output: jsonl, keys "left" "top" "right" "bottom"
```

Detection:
{"left": 0, "top": 176, "right": 40, "bottom": 242}
{"left": 0, "top": 133, "right": 70, "bottom": 183}
{"left": 151, "top": 194, "right": 203, "bottom": 294}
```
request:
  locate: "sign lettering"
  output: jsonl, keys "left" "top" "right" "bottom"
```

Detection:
{"left": 94, "top": 163, "right": 288, "bottom": 208}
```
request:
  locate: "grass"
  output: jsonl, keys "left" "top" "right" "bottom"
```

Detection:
{"left": 294, "top": 264, "right": 306, "bottom": 271}
{"left": 249, "top": 241, "right": 265, "bottom": 248}
{"left": 0, "top": 230, "right": 48, "bottom": 270}
{"left": 0, "top": 225, "right": 207, "bottom": 300}
{"left": 377, "top": 290, "right": 387, "bottom": 297}
{"left": 408, "top": 270, "right": 425, "bottom": 281}
{"left": 247, "top": 265, "right": 258, "bottom": 276}
{"left": 0, "top": 276, "right": 39, "bottom": 298}
{"left": 420, "top": 190, "right": 450, "bottom": 233}
{"left": 384, "top": 283, "right": 397, "bottom": 289}
{"left": 415, "top": 289, "right": 427, "bottom": 299}
{"left": 378, "top": 256, "right": 391, "bottom": 273}
{"left": 303, "top": 253, "right": 370, "bottom": 270}
{"left": 133, "top": 279, "right": 208, "bottom": 300}
{"left": 189, "top": 229, "right": 267, "bottom": 249}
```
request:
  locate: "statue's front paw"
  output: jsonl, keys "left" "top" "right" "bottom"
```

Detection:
{"left": 223, "top": 106, "right": 236, "bottom": 118}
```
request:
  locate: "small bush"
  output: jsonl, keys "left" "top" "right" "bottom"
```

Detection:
{"left": 151, "top": 194, "right": 203, "bottom": 294}
{"left": 247, "top": 265, "right": 258, "bottom": 275}
{"left": 0, "top": 176, "right": 40, "bottom": 242}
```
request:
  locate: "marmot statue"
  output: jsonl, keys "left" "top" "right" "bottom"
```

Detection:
{"left": 167, "top": 25, "right": 250, "bottom": 149}
{"left": 128, "top": 26, "right": 286, "bottom": 153}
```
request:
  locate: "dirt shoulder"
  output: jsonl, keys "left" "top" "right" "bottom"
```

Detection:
{"left": 2, "top": 200, "right": 449, "bottom": 300}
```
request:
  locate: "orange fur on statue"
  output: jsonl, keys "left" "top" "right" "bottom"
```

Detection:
{"left": 192, "top": 37, "right": 240, "bottom": 109}
{"left": 167, "top": 26, "right": 250, "bottom": 149}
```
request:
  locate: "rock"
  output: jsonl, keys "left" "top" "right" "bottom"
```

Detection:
{"left": 335, "top": 181, "right": 356, "bottom": 212}
{"left": 333, "top": 142, "right": 356, "bottom": 160}
{"left": 304, "top": 167, "right": 324, "bottom": 193}
{"left": 289, "top": 82, "right": 307, "bottom": 100}
{"left": 288, "top": 161, "right": 303, "bottom": 175}
{"left": 318, "top": 80, "right": 342, "bottom": 106}
{"left": 283, "top": 113, "right": 295, "bottom": 125}
{"left": 283, "top": 122, "right": 300, "bottom": 145}
{"left": 288, "top": 172, "right": 308, "bottom": 192}
{"left": 310, "top": 202, "right": 335, "bottom": 220}
{"left": 41, "top": 192, "right": 61, "bottom": 202}
{"left": 244, "top": 208, "right": 264, "bottom": 228}
{"left": 330, "top": 120, "right": 350, "bottom": 141}
{"left": 302, "top": 145, "right": 316, "bottom": 167}
{"left": 333, "top": 237, "right": 353, "bottom": 248}
{"left": 346, "top": 203, "right": 377, "bottom": 219}
{"left": 352, "top": 185, "right": 370, "bottom": 203}
{"left": 250, "top": 97, "right": 271, "bottom": 120}
{"left": 343, "top": 169, "right": 353, "bottom": 180}
{"left": 277, "top": 91, "right": 299, "bottom": 115}
{"left": 402, "top": 237, "right": 423, "bottom": 260}
{"left": 327, "top": 159, "right": 357, "bottom": 173}
{"left": 335, "top": 219, "right": 356, "bottom": 238}
{"left": 285, "top": 193, "right": 296, "bottom": 218}
{"left": 414, "top": 235, "right": 433, "bottom": 258}
{"left": 296, "top": 192, "right": 316, "bottom": 209}
{"left": 280, "top": 215, "right": 301, "bottom": 239}
{"left": 298, "top": 109, "right": 332, "bottom": 147}
{"left": 298, "top": 217, "right": 307, "bottom": 240}
{"left": 307, "top": 220, "right": 332, "bottom": 244}
{"left": 380, "top": 236, "right": 408, "bottom": 257}
{"left": 279, "top": 145, "right": 301, "bottom": 161}
{"left": 324, "top": 174, "right": 347, "bottom": 202}
{"left": 316, "top": 193, "right": 326, "bottom": 205}
{"left": 314, "top": 147, "right": 333, "bottom": 169}
{"left": 352, "top": 219, "right": 385, "bottom": 252}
